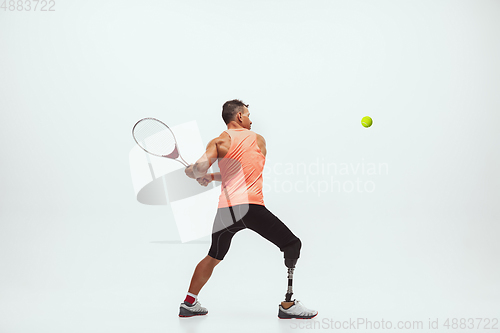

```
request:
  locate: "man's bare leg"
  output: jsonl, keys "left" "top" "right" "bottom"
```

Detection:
{"left": 187, "top": 255, "right": 221, "bottom": 295}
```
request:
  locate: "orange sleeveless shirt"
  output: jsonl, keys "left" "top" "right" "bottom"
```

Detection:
{"left": 217, "top": 128, "right": 266, "bottom": 208}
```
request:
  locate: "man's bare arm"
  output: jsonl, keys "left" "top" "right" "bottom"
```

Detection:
{"left": 185, "top": 138, "right": 219, "bottom": 179}
{"left": 256, "top": 134, "right": 267, "bottom": 157}
{"left": 196, "top": 172, "right": 222, "bottom": 186}
{"left": 204, "top": 172, "right": 222, "bottom": 181}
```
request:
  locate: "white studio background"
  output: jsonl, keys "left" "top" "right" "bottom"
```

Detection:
{"left": 1, "top": 1, "right": 499, "bottom": 332}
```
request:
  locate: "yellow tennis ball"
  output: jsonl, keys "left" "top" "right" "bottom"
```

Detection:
{"left": 361, "top": 116, "right": 373, "bottom": 128}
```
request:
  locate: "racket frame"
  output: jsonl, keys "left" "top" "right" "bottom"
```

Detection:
{"left": 132, "top": 117, "right": 189, "bottom": 167}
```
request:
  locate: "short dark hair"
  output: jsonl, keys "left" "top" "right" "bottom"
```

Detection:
{"left": 222, "top": 99, "right": 249, "bottom": 124}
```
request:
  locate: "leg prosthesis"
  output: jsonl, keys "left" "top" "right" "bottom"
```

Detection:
{"left": 281, "top": 239, "right": 302, "bottom": 302}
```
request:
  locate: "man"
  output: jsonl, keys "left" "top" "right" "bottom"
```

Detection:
{"left": 181, "top": 99, "right": 317, "bottom": 319}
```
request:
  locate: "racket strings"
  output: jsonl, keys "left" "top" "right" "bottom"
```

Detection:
{"left": 133, "top": 119, "right": 177, "bottom": 156}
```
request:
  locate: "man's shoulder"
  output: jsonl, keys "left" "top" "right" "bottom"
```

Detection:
{"left": 254, "top": 132, "right": 266, "bottom": 142}
{"left": 218, "top": 130, "right": 230, "bottom": 138}
{"left": 212, "top": 131, "right": 230, "bottom": 145}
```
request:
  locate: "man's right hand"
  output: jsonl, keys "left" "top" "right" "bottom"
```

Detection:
{"left": 196, "top": 174, "right": 213, "bottom": 187}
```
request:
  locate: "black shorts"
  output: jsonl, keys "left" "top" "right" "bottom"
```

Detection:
{"left": 208, "top": 204, "right": 300, "bottom": 260}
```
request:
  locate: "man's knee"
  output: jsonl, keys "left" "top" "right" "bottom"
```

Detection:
{"left": 281, "top": 238, "right": 302, "bottom": 268}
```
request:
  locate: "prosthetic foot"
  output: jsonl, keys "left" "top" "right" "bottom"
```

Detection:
{"left": 278, "top": 300, "right": 318, "bottom": 319}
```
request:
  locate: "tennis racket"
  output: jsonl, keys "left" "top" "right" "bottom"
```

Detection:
{"left": 132, "top": 117, "right": 189, "bottom": 167}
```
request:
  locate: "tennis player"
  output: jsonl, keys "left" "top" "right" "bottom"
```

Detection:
{"left": 180, "top": 99, "right": 317, "bottom": 319}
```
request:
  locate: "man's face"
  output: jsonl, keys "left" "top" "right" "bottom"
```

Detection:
{"left": 239, "top": 107, "right": 252, "bottom": 130}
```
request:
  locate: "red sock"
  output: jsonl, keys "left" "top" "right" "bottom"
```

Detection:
{"left": 184, "top": 292, "right": 196, "bottom": 304}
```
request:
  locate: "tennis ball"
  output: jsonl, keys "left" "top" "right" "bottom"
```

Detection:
{"left": 361, "top": 116, "right": 373, "bottom": 128}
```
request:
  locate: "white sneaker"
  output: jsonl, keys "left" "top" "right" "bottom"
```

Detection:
{"left": 278, "top": 299, "right": 318, "bottom": 319}
{"left": 179, "top": 300, "right": 208, "bottom": 317}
